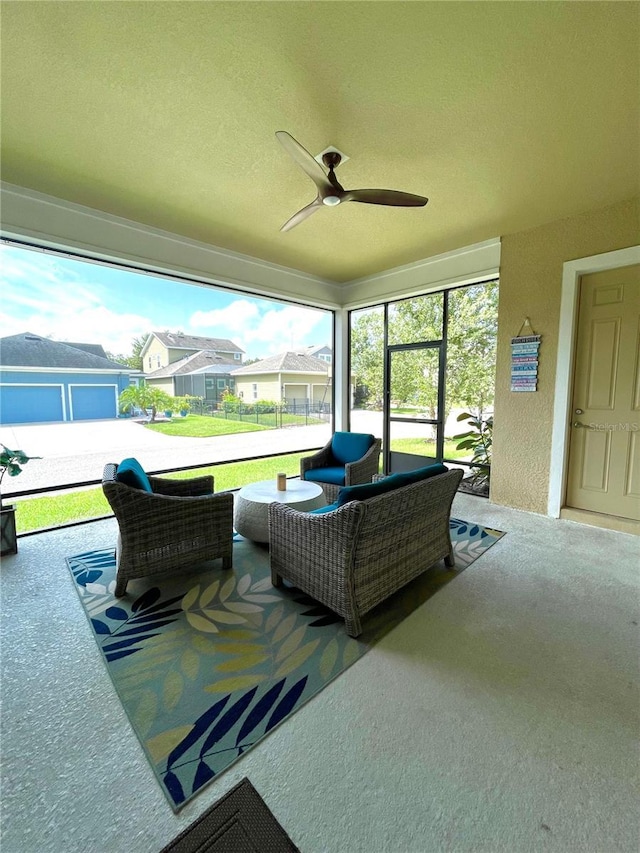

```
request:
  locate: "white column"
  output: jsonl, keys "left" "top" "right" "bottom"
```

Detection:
{"left": 334, "top": 308, "right": 350, "bottom": 431}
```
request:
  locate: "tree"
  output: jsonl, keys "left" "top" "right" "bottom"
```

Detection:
{"left": 119, "top": 385, "right": 172, "bottom": 422}
{"left": 445, "top": 282, "right": 498, "bottom": 415}
{"left": 350, "top": 308, "right": 384, "bottom": 407}
{"left": 124, "top": 334, "right": 148, "bottom": 371}
{"left": 106, "top": 334, "right": 149, "bottom": 371}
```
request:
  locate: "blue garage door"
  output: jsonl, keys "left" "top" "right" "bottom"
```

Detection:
{"left": 0, "top": 385, "right": 64, "bottom": 424}
{"left": 70, "top": 385, "right": 117, "bottom": 420}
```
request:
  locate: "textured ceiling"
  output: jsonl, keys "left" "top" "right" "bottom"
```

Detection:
{"left": 1, "top": 2, "right": 638, "bottom": 283}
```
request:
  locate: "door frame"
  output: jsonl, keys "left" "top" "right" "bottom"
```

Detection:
{"left": 384, "top": 340, "right": 445, "bottom": 473}
{"left": 548, "top": 245, "right": 640, "bottom": 517}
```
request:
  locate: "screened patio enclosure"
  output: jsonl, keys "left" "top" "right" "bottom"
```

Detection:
{"left": 349, "top": 280, "right": 498, "bottom": 484}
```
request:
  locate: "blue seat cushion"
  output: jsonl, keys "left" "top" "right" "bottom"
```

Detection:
{"left": 116, "top": 457, "right": 152, "bottom": 492}
{"left": 303, "top": 466, "right": 346, "bottom": 486}
{"left": 330, "top": 432, "right": 376, "bottom": 465}
{"left": 336, "top": 463, "right": 448, "bottom": 507}
{"left": 308, "top": 502, "right": 339, "bottom": 515}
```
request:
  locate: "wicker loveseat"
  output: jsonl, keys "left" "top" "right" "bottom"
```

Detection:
{"left": 102, "top": 461, "right": 234, "bottom": 597}
{"left": 269, "top": 464, "right": 463, "bottom": 637}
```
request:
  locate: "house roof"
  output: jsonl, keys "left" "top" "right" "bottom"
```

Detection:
{"left": 146, "top": 351, "right": 238, "bottom": 378}
{"left": 1, "top": 3, "right": 637, "bottom": 282}
{"left": 232, "top": 352, "right": 330, "bottom": 376}
{"left": 0, "top": 333, "right": 134, "bottom": 371}
{"left": 304, "top": 345, "right": 331, "bottom": 357}
{"left": 148, "top": 332, "right": 244, "bottom": 355}
{"left": 64, "top": 342, "right": 109, "bottom": 359}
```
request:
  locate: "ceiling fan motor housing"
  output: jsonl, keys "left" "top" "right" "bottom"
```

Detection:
{"left": 314, "top": 145, "right": 350, "bottom": 167}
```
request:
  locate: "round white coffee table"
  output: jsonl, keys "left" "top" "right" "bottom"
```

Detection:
{"left": 234, "top": 479, "right": 325, "bottom": 543}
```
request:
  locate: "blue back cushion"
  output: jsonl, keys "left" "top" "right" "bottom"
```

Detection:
{"left": 331, "top": 432, "right": 375, "bottom": 465}
{"left": 336, "top": 476, "right": 400, "bottom": 506}
{"left": 116, "top": 457, "right": 152, "bottom": 492}
{"left": 336, "top": 463, "right": 447, "bottom": 507}
{"left": 393, "top": 462, "right": 448, "bottom": 488}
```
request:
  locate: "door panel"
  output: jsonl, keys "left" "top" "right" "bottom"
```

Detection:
{"left": 580, "top": 429, "right": 611, "bottom": 491}
{"left": 0, "top": 384, "right": 64, "bottom": 424}
{"left": 626, "top": 431, "right": 640, "bottom": 498}
{"left": 566, "top": 264, "right": 640, "bottom": 520}
{"left": 70, "top": 385, "right": 117, "bottom": 420}
{"left": 586, "top": 319, "right": 619, "bottom": 409}
{"left": 634, "top": 317, "right": 640, "bottom": 410}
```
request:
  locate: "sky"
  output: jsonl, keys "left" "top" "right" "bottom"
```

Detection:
{"left": 0, "top": 244, "right": 332, "bottom": 361}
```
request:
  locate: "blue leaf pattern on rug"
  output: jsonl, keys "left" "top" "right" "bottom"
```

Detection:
{"left": 66, "top": 519, "right": 503, "bottom": 810}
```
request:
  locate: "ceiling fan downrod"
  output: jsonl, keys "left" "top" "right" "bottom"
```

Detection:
{"left": 321, "top": 151, "right": 344, "bottom": 200}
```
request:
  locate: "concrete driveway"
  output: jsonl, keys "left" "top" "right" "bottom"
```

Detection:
{"left": 0, "top": 418, "right": 332, "bottom": 493}
{"left": 0, "top": 409, "right": 452, "bottom": 495}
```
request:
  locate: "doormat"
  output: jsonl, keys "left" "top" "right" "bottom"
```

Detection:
{"left": 159, "top": 778, "right": 299, "bottom": 852}
{"left": 66, "top": 518, "right": 504, "bottom": 811}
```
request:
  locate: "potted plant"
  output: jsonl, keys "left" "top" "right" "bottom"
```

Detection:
{"left": 0, "top": 444, "right": 41, "bottom": 556}
{"left": 174, "top": 396, "right": 192, "bottom": 417}
{"left": 452, "top": 411, "right": 493, "bottom": 496}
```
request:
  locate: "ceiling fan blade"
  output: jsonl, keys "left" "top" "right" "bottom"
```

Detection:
{"left": 280, "top": 197, "right": 324, "bottom": 232}
{"left": 344, "top": 188, "right": 428, "bottom": 207}
{"left": 276, "top": 131, "right": 333, "bottom": 195}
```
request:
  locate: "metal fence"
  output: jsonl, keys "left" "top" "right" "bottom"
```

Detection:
{"left": 189, "top": 398, "right": 331, "bottom": 427}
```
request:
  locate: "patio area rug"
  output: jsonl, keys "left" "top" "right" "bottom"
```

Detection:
{"left": 66, "top": 518, "right": 503, "bottom": 811}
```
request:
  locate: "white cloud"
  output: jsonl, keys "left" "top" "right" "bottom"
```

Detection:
{"left": 0, "top": 247, "right": 152, "bottom": 356}
{"left": 0, "top": 306, "right": 152, "bottom": 358}
{"left": 190, "top": 300, "right": 329, "bottom": 358}
{"left": 244, "top": 305, "right": 326, "bottom": 354}
{"left": 190, "top": 300, "right": 259, "bottom": 333}
{"left": 1, "top": 245, "right": 332, "bottom": 362}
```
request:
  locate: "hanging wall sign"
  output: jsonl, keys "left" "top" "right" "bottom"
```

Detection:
{"left": 511, "top": 320, "right": 540, "bottom": 392}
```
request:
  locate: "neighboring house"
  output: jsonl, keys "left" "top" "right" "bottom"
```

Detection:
{"left": 303, "top": 344, "right": 332, "bottom": 364}
{"left": 0, "top": 332, "right": 134, "bottom": 424}
{"left": 144, "top": 351, "right": 237, "bottom": 402}
{"left": 232, "top": 351, "right": 332, "bottom": 406}
{"left": 140, "top": 332, "right": 244, "bottom": 374}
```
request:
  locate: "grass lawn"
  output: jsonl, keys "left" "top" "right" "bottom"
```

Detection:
{"left": 390, "top": 437, "right": 471, "bottom": 461}
{"left": 14, "top": 441, "right": 469, "bottom": 534}
{"left": 145, "top": 415, "right": 268, "bottom": 437}
{"left": 146, "top": 412, "right": 317, "bottom": 437}
{"left": 14, "top": 452, "right": 308, "bottom": 533}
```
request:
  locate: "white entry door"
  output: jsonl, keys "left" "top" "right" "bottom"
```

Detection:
{"left": 566, "top": 264, "right": 640, "bottom": 520}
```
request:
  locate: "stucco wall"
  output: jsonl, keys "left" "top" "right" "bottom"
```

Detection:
{"left": 491, "top": 196, "right": 639, "bottom": 514}
{"left": 235, "top": 373, "right": 329, "bottom": 402}
{"left": 235, "top": 376, "right": 280, "bottom": 401}
{"left": 145, "top": 377, "right": 174, "bottom": 396}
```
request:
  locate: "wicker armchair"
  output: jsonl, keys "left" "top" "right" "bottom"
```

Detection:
{"left": 300, "top": 432, "right": 382, "bottom": 503}
{"left": 102, "top": 463, "right": 234, "bottom": 597}
{"left": 269, "top": 468, "right": 462, "bottom": 637}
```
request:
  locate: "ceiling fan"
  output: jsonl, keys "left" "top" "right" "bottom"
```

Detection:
{"left": 276, "top": 131, "right": 428, "bottom": 232}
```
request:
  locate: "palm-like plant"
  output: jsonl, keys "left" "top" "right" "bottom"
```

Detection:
{"left": 119, "top": 386, "right": 173, "bottom": 422}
